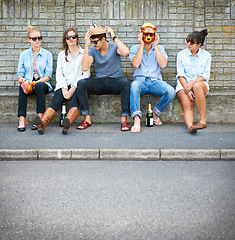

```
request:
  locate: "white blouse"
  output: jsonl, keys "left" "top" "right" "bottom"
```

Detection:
{"left": 55, "top": 47, "right": 90, "bottom": 91}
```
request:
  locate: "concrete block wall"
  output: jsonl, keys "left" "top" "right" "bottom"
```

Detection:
{"left": 0, "top": 0, "right": 235, "bottom": 89}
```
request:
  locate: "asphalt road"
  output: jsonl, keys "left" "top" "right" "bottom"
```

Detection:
{"left": 0, "top": 160, "right": 235, "bottom": 240}
{"left": 0, "top": 123, "right": 235, "bottom": 149}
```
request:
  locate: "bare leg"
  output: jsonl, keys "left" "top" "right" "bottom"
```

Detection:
{"left": 193, "top": 82, "right": 207, "bottom": 125}
{"left": 153, "top": 111, "right": 162, "bottom": 125}
{"left": 18, "top": 116, "right": 25, "bottom": 128}
{"left": 121, "top": 116, "right": 130, "bottom": 131}
{"left": 177, "top": 90, "right": 194, "bottom": 129}
{"left": 131, "top": 115, "right": 141, "bottom": 133}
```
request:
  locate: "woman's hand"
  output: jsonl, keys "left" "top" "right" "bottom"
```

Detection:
{"left": 187, "top": 90, "right": 195, "bottom": 101}
{"left": 183, "top": 81, "right": 194, "bottom": 94}
{"left": 62, "top": 88, "right": 71, "bottom": 100}
{"left": 18, "top": 77, "right": 26, "bottom": 85}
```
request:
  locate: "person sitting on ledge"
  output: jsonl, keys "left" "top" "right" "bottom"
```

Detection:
{"left": 129, "top": 23, "right": 175, "bottom": 133}
{"left": 17, "top": 25, "right": 53, "bottom": 132}
{"left": 34, "top": 27, "right": 90, "bottom": 134}
{"left": 176, "top": 29, "right": 211, "bottom": 134}
{"left": 62, "top": 24, "right": 130, "bottom": 135}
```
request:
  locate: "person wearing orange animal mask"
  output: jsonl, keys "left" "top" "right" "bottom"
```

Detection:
{"left": 129, "top": 23, "right": 175, "bottom": 132}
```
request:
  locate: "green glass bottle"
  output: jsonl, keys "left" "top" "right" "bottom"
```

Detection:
{"left": 146, "top": 101, "right": 153, "bottom": 127}
{"left": 60, "top": 103, "right": 67, "bottom": 127}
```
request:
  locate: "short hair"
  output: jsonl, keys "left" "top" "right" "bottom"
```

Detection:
{"left": 91, "top": 33, "right": 106, "bottom": 40}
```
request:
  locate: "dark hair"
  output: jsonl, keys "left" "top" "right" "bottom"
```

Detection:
{"left": 187, "top": 29, "right": 208, "bottom": 46}
{"left": 90, "top": 33, "right": 106, "bottom": 40}
{"left": 62, "top": 27, "right": 79, "bottom": 62}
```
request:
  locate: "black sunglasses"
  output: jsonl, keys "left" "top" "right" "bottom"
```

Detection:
{"left": 65, "top": 35, "right": 77, "bottom": 40}
{"left": 143, "top": 33, "right": 154, "bottom": 37}
{"left": 29, "top": 36, "right": 42, "bottom": 41}
{"left": 91, "top": 37, "right": 102, "bottom": 45}
{"left": 186, "top": 38, "right": 198, "bottom": 45}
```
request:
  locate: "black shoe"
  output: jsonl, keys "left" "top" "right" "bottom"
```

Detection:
{"left": 62, "top": 118, "right": 70, "bottom": 135}
{"left": 33, "top": 115, "right": 44, "bottom": 134}
{"left": 31, "top": 124, "right": 38, "bottom": 130}
{"left": 17, "top": 127, "right": 25, "bottom": 132}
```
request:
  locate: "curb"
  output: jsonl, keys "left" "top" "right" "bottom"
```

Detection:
{"left": 0, "top": 149, "right": 235, "bottom": 160}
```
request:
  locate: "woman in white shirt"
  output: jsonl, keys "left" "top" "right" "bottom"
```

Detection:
{"left": 176, "top": 29, "right": 211, "bottom": 134}
{"left": 34, "top": 27, "right": 90, "bottom": 134}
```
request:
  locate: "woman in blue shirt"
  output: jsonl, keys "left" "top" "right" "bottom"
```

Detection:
{"left": 17, "top": 25, "right": 53, "bottom": 132}
{"left": 176, "top": 29, "right": 211, "bottom": 134}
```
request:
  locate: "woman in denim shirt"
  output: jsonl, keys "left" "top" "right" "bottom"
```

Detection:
{"left": 17, "top": 25, "right": 53, "bottom": 132}
{"left": 176, "top": 29, "right": 211, "bottom": 134}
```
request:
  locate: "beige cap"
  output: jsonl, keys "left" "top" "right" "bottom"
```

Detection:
{"left": 90, "top": 25, "right": 106, "bottom": 35}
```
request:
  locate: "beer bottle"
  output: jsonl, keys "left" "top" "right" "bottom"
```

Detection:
{"left": 146, "top": 101, "right": 153, "bottom": 127}
{"left": 60, "top": 103, "right": 67, "bottom": 127}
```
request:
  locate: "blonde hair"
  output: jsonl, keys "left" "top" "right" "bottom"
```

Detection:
{"left": 27, "top": 25, "right": 41, "bottom": 38}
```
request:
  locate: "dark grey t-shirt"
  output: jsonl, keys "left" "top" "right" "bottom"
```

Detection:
{"left": 88, "top": 42, "right": 123, "bottom": 78}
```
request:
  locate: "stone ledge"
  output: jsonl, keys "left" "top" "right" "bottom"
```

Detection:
{"left": 0, "top": 88, "right": 234, "bottom": 123}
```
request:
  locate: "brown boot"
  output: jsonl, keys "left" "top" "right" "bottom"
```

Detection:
{"left": 34, "top": 107, "right": 56, "bottom": 134}
{"left": 62, "top": 107, "right": 79, "bottom": 135}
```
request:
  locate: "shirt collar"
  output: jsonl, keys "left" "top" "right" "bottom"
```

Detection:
{"left": 30, "top": 47, "right": 43, "bottom": 56}
{"left": 186, "top": 47, "right": 202, "bottom": 57}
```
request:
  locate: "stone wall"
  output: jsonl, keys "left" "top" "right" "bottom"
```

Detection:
{"left": 0, "top": 0, "right": 235, "bottom": 89}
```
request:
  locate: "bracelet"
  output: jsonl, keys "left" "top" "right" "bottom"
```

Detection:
{"left": 191, "top": 80, "right": 196, "bottom": 84}
{"left": 113, "top": 35, "right": 118, "bottom": 41}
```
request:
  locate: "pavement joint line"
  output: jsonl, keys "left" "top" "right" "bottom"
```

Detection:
{"left": 0, "top": 149, "right": 235, "bottom": 160}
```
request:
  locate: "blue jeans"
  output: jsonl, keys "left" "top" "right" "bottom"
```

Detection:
{"left": 130, "top": 77, "right": 175, "bottom": 119}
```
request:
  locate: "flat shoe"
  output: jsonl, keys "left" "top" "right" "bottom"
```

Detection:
{"left": 194, "top": 122, "right": 207, "bottom": 129}
{"left": 153, "top": 118, "right": 162, "bottom": 126}
{"left": 121, "top": 121, "right": 130, "bottom": 131}
{"left": 33, "top": 115, "right": 44, "bottom": 134}
{"left": 189, "top": 125, "right": 198, "bottom": 134}
{"left": 77, "top": 120, "right": 91, "bottom": 130}
{"left": 131, "top": 126, "right": 141, "bottom": 133}
{"left": 17, "top": 127, "right": 25, "bottom": 132}
{"left": 62, "top": 118, "right": 70, "bottom": 135}
{"left": 31, "top": 124, "right": 38, "bottom": 130}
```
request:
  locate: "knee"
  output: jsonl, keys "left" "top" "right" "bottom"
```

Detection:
{"left": 167, "top": 87, "right": 176, "bottom": 100}
{"left": 119, "top": 78, "right": 129, "bottom": 89}
{"left": 77, "top": 79, "right": 87, "bottom": 89}
{"left": 34, "top": 82, "right": 44, "bottom": 92}
{"left": 192, "top": 82, "right": 203, "bottom": 93}
{"left": 183, "top": 103, "right": 193, "bottom": 112}
{"left": 130, "top": 81, "right": 140, "bottom": 94}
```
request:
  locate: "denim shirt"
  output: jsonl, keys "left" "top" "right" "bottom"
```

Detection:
{"left": 129, "top": 44, "right": 168, "bottom": 81}
{"left": 176, "top": 48, "right": 211, "bottom": 84}
{"left": 17, "top": 47, "right": 53, "bottom": 91}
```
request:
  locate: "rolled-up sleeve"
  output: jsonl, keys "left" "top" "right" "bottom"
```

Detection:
{"left": 44, "top": 51, "right": 53, "bottom": 79}
{"left": 129, "top": 45, "right": 138, "bottom": 63}
{"left": 200, "top": 53, "right": 211, "bottom": 83}
{"left": 55, "top": 53, "right": 67, "bottom": 90}
{"left": 17, "top": 52, "right": 25, "bottom": 78}
{"left": 176, "top": 52, "right": 185, "bottom": 79}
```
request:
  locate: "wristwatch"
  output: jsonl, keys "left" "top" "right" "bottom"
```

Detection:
{"left": 113, "top": 35, "right": 118, "bottom": 41}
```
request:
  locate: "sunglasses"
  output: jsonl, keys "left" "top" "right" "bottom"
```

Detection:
{"left": 186, "top": 38, "right": 198, "bottom": 45}
{"left": 91, "top": 38, "right": 102, "bottom": 45}
{"left": 65, "top": 35, "right": 77, "bottom": 40}
{"left": 29, "top": 36, "right": 42, "bottom": 41}
{"left": 143, "top": 33, "right": 154, "bottom": 37}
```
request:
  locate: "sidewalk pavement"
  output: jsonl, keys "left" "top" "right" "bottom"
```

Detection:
{"left": 0, "top": 122, "right": 234, "bottom": 160}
